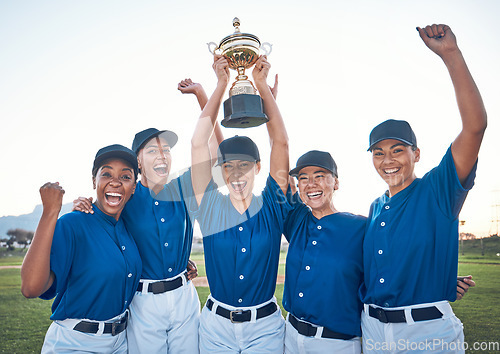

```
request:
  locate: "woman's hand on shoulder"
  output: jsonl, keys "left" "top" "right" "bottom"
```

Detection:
{"left": 72, "top": 197, "right": 94, "bottom": 214}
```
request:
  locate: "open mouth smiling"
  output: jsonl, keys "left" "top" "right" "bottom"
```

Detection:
{"left": 384, "top": 167, "right": 400, "bottom": 175}
{"left": 153, "top": 163, "right": 168, "bottom": 176}
{"left": 307, "top": 191, "right": 323, "bottom": 199}
{"left": 231, "top": 181, "right": 247, "bottom": 192}
{"left": 105, "top": 192, "right": 123, "bottom": 206}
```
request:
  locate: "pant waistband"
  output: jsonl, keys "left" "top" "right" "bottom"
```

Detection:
{"left": 72, "top": 311, "right": 128, "bottom": 336}
{"left": 206, "top": 298, "right": 277, "bottom": 323}
{"left": 365, "top": 303, "right": 444, "bottom": 324}
{"left": 137, "top": 271, "right": 188, "bottom": 294}
{"left": 288, "top": 314, "right": 356, "bottom": 340}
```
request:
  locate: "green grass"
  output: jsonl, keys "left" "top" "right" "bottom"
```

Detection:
{"left": 452, "top": 262, "right": 500, "bottom": 354}
{"left": 0, "top": 248, "right": 26, "bottom": 266}
{"left": 2, "top": 244, "right": 499, "bottom": 353}
{"left": 2, "top": 263, "right": 499, "bottom": 353}
{"left": 458, "top": 235, "right": 500, "bottom": 264}
{"left": 0, "top": 269, "right": 53, "bottom": 353}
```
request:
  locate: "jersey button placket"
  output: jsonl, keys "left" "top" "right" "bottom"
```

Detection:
{"left": 236, "top": 224, "right": 248, "bottom": 306}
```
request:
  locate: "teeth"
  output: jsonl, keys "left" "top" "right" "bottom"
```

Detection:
{"left": 307, "top": 191, "right": 322, "bottom": 198}
{"left": 231, "top": 181, "right": 247, "bottom": 191}
{"left": 384, "top": 168, "right": 399, "bottom": 174}
{"left": 106, "top": 192, "right": 122, "bottom": 197}
{"left": 155, "top": 164, "right": 167, "bottom": 168}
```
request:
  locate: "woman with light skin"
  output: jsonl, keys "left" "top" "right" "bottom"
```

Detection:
{"left": 283, "top": 150, "right": 475, "bottom": 354}
{"left": 284, "top": 150, "right": 365, "bottom": 353}
{"left": 190, "top": 54, "right": 290, "bottom": 353}
{"left": 21, "top": 144, "right": 141, "bottom": 353}
{"left": 72, "top": 80, "right": 220, "bottom": 353}
{"left": 361, "top": 24, "right": 486, "bottom": 353}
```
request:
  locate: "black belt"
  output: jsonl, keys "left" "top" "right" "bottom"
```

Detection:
{"left": 206, "top": 299, "right": 277, "bottom": 323}
{"left": 73, "top": 312, "right": 128, "bottom": 336}
{"left": 288, "top": 314, "right": 355, "bottom": 340}
{"left": 368, "top": 305, "right": 443, "bottom": 323}
{"left": 137, "top": 272, "right": 186, "bottom": 294}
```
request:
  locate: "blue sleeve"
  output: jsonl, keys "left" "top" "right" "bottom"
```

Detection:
{"left": 40, "top": 215, "right": 76, "bottom": 300}
{"left": 261, "top": 175, "right": 292, "bottom": 232}
{"left": 426, "top": 145, "right": 477, "bottom": 219}
{"left": 283, "top": 192, "right": 307, "bottom": 243}
{"left": 193, "top": 179, "right": 226, "bottom": 236}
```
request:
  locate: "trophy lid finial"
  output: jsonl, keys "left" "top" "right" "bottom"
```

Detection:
{"left": 233, "top": 17, "right": 241, "bottom": 33}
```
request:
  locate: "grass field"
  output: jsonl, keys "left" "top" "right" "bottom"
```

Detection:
{"left": 1, "top": 240, "right": 499, "bottom": 353}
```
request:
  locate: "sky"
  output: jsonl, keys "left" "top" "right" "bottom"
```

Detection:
{"left": 1, "top": 0, "right": 499, "bottom": 237}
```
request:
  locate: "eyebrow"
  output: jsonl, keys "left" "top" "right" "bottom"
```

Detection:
{"left": 298, "top": 169, "right": 327, "bottom": 177}
{"left": 373, "top": 143, "right": 406, "bottom": 151}
{"left": 101, "top": 165, "right": 133, "bottom": 173}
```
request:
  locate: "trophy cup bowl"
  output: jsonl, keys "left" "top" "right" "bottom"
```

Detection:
{"left": 207, "top": 18, "right": 272, "bottom": 128}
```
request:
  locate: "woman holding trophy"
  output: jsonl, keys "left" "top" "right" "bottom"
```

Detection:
{"left": 190, "top": 52, "right": 291, "bottom": 353}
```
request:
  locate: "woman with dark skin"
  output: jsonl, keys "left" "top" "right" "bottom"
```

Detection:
{"left": 22, "top": 144, "right": 141, "bottom": 353}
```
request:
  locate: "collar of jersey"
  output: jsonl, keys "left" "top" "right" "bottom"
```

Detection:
{"left": 92, "top": 203, "right": 119, "bottom": 226}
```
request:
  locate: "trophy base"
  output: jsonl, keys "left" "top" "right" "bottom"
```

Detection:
{"left": 222, "top": 94, "right": 269, "bottom": 128}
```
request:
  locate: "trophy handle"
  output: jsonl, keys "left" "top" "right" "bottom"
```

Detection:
{"left": 260, "top": 42, "right": 273, "bottom": 56}
{"left": 207, "top": 42, "right": 220, "bottom": 55}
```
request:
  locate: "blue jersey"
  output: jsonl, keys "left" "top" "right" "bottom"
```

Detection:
{"left": 283, "top": 192, "right": 365, "bottom": 337}
{"left": 194, "top": 175, "right": 291, "bottom": 307}
{"left": 360, "top": 146, "right": 477, "bottom": 307}
{"left": 41, "top": 206, "right": 142, "bottom": 321}
{"left": 122, "top": 170, "right": 194, "bottom": 279}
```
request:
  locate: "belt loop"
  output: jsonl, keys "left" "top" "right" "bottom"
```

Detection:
{"left": 250, "top": 307, "right": 257, "bottom": 322}
{"left": 182, "top": 271, "right": 188, "bottom": 285}
{"left": 314, "top": 326, "right": 323, "bottom": 339}
{"left": 96, "top": 321, "right": 105, "bottom": 336}
{"left": 364, "top": 303, "right": 370, "bottom": 314}
{"left": 141, "top": 280, "right": 149, "bottom": 294}
{"left": 405, "top": 308, "right": 415, "bottom": 325}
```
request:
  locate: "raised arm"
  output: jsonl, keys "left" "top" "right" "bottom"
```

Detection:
{"left": 178, "top": 78, "right": 209, "bottom": 109}
{"left": 417, "top": 24, "right": 487, "bottom": 183}
{"left": 252, "top": 56, "right": 289, "bottom": 195}
{"left": 191, "top": 56, "right": 229, "bottom": 206}
{"left": 21, "top": 182, "right": 64, "bottom": 298}
{"left": 179, "top": 78, "right": 224, "bottom": 165}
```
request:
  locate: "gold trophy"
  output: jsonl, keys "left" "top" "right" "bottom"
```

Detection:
{"left": 208, "top": 17, "right": 272, "bottom": 128}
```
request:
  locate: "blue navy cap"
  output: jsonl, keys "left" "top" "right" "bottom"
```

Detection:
{"left": 289, "top": 150, "right": 338, "bottom": 177}
{"left": 368, "top": 119, "right": 417, "bottom": 151}
{"left": 92, "top": 144, "right": 138, "bottom": 179}
{"left": 132, "top": 128, "right": 178, "bottom": 154}
{"left": 216, "top": 136, "right": 260, "bottom": 166}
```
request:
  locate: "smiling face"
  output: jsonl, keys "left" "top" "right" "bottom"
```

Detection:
{"left": 137, "top": 136, "right": 172, "bottom": 190}
{"left": 93, "top": 159, "right": 136, "bottom": 220}
{"left": 297, "top": 166, "right": 338, "bottom": 216}
{"left": 371, "top": 139, "right": 420, "bottom": 196}
{"left": 222, "top": 159, "right": 260, "bottom": 204}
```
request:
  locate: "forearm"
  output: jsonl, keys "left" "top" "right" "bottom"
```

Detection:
{"left": 21, "top": 210, "right": 58, "bottom": 298}
{"left": 191, "top": 81, "right": 227, "bottom": 204}
{"left": 256, "top": 80, "right": 289, "bottom": 190}
{"left": 194, "top": 86, "right": 209, "bottom": 110}
{"left": 443, "top": 50, "right": 487, "bottom": 134}
{"left": 192, "top": 82, "right": 226, "bottom": 149}
{"left": 257, "top": 82, "right": 289, "bottom": 147}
